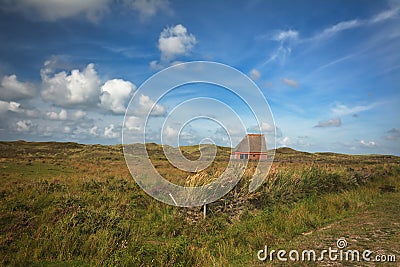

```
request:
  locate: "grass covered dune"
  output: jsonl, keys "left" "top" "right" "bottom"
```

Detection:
{"left": 0, "top": 141, "right": 399, "bottom": 266}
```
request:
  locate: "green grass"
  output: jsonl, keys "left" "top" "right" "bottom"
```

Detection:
{"left": 0, "top": 161, "right": 75, "bottom": 180}
{"left": 0, "top": 141, "right": 399, "bottom": 266}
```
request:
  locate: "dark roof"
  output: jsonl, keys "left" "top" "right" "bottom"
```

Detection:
{"left": 234, "top": 134, "right": 267, "bottom": 153}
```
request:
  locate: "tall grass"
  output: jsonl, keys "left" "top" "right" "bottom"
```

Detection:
{"left": 0, "top": 143, "right": 399, "bottom": 266}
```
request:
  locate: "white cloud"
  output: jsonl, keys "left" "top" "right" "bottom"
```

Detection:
{"left": 46, "top": 109, "right": 68, "bottom": 120}
{"left": 124, "top": 116, "right": 143, "bottom": 131}
{"left": 149, "top": 60, "right": 162, "bottom": 70}
{"left": 100, "top": 79, "right": 136, "bottom": 114}
{"left": 370, "top": 6, "right": 400, "bottom": 23}
{"left": 58, "top": 110, "right": 67, "bottom": 120}
{"left": 6, "top": 101, "right": 21, "bottom": 113}
{"left": 263, "top": 6, "right": 399, "bottom": 68}
{"left": 273, "top": 30, "right": 299, "bottom": 42}
{"left": 16, "top": 120, "right": 32, "bottom": 132}
{"left": 0, "top": 100, "right": 22, "bottom": 114}
{"left": 46, "top": 109, "right": 86, "bottom": 121}
{"left": 249, "top": 69, "right": 261, "bottom": 80}
{"left": 104, "top": 124, "right": 119, "bottom": 138}
{"left": 249, "top": 122, "right": 275, "bottom": 133}
{"left": 278, "top": 136, "right": 291, "bottom": 147}
{"left": 317, "top": 20, "right": 360, "bottom": 39}
{"left": 150, "top": 24, "right": 196, "bottom": 69}
{"left": 0, "top": 0, "right": 110, "bottom": 22}
{"left": 63, "top": 126, "right": 72, "bottom": 133}
{"left": 262, "top": 30, "right": 298, "bottom": 66}
{"left": 0, "top": 75, "right": 35, "bottom": 100}
{"left": 150, "top": 59, "right": 186, "bottom": 70}
{"left": 163, "top": 125, "right": 177, "bottom": 137}
{"left": 360, "top": 140, "right": 377, "bottom": 148}
{"left": 314, "top": 118, "right": 342, "bottom": 128}
{"left": 247, "top": 122, "right": 277, "bottom": 136}
{"left": 311, "top": 6, "right": 399, "bottom": 42}
{"left": 128, "top": 0, "right": 171, "bottom": 20}
{"left": 157, "top": 24, "right": 197, "bottom": 62}
{"left": 26, "top": 109, "right": 39, "bottom": 118}
{"left": 149, "top": 60, "right": 165, "bottom": 70}
{"left": 41, "top": 63, "right": 101, "bottom": 107}
{"left": 136, "top": 94, "right": 166, "bottom": 116}
{"left": 0, "top": 100, "right": 38, "bottom": 119}
{"left": 260, "top": 122, "right": 275, "bottom": 132}
{"left": 282, "top": 78, "right": 299, "bottom": 87}
{"left": 331, "top": 103, "right": 376, "bottom": 116}
{"left": 89, "top": 125, "right": 98, "bottom": 136}
{"left": 73, "top": 110, "right": 86, "bottom": 120}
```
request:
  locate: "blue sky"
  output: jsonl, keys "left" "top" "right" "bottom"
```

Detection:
{"left": 0, "top": 0, "right": 399, "bottom": 155}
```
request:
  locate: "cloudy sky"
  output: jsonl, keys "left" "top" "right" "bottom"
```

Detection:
{"left": 0, "top": 0, "right": 399, "bottom": 155}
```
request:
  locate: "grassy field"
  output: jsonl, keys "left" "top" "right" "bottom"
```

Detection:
{"left": 0, "top": 141, "right": 399, "bottom": 266}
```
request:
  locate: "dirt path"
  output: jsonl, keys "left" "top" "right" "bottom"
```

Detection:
{"left": 268, "top": 191, "right": 400, "bottom": 266}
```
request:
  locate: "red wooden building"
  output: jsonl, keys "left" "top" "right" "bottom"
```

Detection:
{"left": 230, "top": 134, "right": 267, "bottom": 160}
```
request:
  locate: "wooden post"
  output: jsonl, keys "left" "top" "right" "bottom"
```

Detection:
{"left": 203, "top": 200, "right": 206, "bottom": 219}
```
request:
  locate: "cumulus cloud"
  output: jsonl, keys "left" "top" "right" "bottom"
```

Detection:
{"left": 46, "top": 109, "right": 68, "bottom": 120}
{"left": 249, "top": 69, "right": 261, "bottom": 80}
{"left": 104, "top": 124, "right": 119, "bottom": 138}
{"left": 384, "top": 128, "right": 400, "bottom": 141}
{"left": 41, "top": 59, "right": 137, "bottom": 112}
{"left": 0, "top": 100, "right": 38, "bottom": 119}
{"left": 163, "top": 125, "right": 177, "bottom": 138}
{"left": 124, "top": 116, "right": 143, "bottom": 132}
{"left": 89, "top": 125, "right": 99, "bottom": 136}
{"left": 133, "top": 94, "right": 166, "bottom": 116}
{"left": 360, "top": 140, "right": 377, "bottom": 148}
{"left": 46, "top": 109, "right": 86, "bottom": 121}
{"left": 149, "top": 60, "right": 163, "bottom": 70}
{"left": 16, "top": 120, "right": 33, "bottom": 132}
{"left": 0, "top": 0, "right": 110, "bottom": 22}
{"left": 331, "top": 103, "right": 376, "bottom": 116}
{"left": 155, "top": 24, "right": 196, "bottom": 64}
{"left": 66, "top": 125, "right": 97, "bottom": 140}
{"left": 0, "top": 100, "right": 23, "bottom": 115}
{"left": 100, "top": 79, "right": 136, "bottom": 114}
{"left": 282, "top": 78, "right": 299, "bottom": 87}
{"left": 41, "top": 63, "right": 101, "bottom": 107}
{"left": 0, "top": 75, "right": 36, "bottom": 100}
{"left": 128, "top": 0, "right": 171, "bottom": 21}
{"left": 314, "top": 118, "right": 342, "bottom": 128}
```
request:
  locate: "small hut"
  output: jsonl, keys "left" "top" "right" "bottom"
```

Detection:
{"left": 230, "top": 134, "right": 267, "bottom": 160}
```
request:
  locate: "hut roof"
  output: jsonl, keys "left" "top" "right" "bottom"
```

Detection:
{"left": 234, "top": 134, "right": 267, "bottom": 153}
